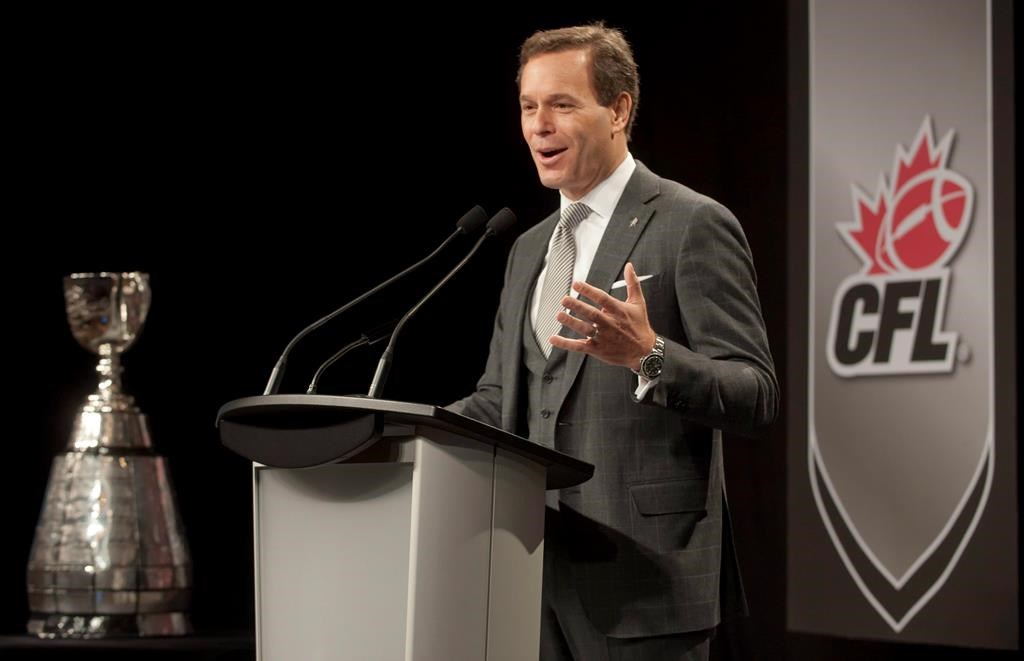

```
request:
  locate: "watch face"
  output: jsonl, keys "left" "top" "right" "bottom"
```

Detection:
{"left": 642, "top": 354, "right": 664, "bottom": 378}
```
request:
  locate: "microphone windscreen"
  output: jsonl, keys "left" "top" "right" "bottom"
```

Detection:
{"left": 486, "top": 207, "right": 517, "bottom": 236}
{"left": 456, "top": 205, "right": 489, "bottom": 234}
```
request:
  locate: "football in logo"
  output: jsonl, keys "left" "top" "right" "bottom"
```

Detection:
{"left": 882, "top": 168, "right": 971, "bottom": 271}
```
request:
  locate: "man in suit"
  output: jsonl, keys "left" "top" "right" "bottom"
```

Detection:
{"left": 449, "top": 23, "right": 777, "bottom": 660}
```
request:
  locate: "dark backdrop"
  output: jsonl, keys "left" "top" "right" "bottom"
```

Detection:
{"left": 3, "top": 5, "right": 1018, "bottom": 660}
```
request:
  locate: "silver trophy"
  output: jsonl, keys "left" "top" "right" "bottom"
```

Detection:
{"left": 27, "top": 272, "right": 192, "bottom": 638}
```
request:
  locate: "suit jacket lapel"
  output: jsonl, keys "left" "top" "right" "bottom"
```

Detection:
{"left": 556, "top": 162, "right": 662, "bottom": 408}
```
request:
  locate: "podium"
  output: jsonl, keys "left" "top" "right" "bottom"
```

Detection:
{"left": 217, "top": 395, "right": 593, "bottom": 661}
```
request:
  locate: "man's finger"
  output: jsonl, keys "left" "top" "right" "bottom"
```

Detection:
{"left": 561, "top": 295, "right": 614, "bottom": 326}
{"left": 549, "top": 334, "right": 595, "bottom": 354}
{"left": 624, "top": 262, "right": 646, "bottom": 304}
{"left": 556, "top": 310, "right": 595, "bottom": 338}
{"left": 572, "top": 280, "right": 618, "bottom": 308}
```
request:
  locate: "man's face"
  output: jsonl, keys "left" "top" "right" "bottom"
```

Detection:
{"left": 519, "top": 49, "right": 628, "bottom": 201}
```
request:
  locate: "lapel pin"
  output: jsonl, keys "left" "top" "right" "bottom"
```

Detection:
{"left": 629, "top": 217, "right": 638, "bottom": 228}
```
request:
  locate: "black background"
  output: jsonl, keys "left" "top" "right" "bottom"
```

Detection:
{"left": 3, "top": 4, "right": 1018, "bottom": 659}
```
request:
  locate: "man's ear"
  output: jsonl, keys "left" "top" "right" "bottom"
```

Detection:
{"left": 610, "top": 92, "right": 633, "bottom": 135}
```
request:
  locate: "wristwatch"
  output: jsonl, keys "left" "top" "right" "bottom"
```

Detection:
{"left": 636, "top": 335, "right": 665, "bottom": 379}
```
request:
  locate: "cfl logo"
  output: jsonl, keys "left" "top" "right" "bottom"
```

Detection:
{"left": 826, "top": 117, "right": 973, "bottom": 378}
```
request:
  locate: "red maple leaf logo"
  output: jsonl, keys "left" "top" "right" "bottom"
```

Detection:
{"left": 838, "top": 117, "right": 973, "bottom": 274}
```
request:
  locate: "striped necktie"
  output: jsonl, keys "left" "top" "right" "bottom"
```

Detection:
{"left": 533, "top": 201, "right": 592, "bottom": 357}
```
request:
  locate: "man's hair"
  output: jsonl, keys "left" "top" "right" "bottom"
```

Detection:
{"left": 517, "top": 22, "right": 640, "bottom": 140}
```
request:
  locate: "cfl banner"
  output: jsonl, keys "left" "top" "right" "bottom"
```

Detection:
{"left": 788, "top": 0, "right": 1017, "bottom": 651}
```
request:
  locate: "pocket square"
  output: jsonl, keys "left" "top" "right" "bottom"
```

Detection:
{"left": 611, "top": 274, "right": 653, "bottom": 289}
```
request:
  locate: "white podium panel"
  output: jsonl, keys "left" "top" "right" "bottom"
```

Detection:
{"left": 254, "top": 433, "right": 545, "bottom": 661}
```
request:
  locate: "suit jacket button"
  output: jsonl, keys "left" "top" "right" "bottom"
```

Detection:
{"left": 541, "top": 409, "right": 551, "bottom": 419}
{"left": 542, "top": 373, "right": 554, "bottom": 383}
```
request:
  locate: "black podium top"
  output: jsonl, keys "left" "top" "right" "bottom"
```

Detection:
{"left": 216, "top": 395, "right": 593, "bottom": 490}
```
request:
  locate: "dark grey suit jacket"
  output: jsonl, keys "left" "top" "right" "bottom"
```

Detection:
{"left": 450, "top": 161, "right": 778, "bottom": 638}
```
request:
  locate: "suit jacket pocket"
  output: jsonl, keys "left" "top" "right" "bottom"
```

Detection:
{"left": 629, "top": 478, "right": 708, "bottom": 515}
{"left": 629, "top": 478, "right": 709, "bottom": 550}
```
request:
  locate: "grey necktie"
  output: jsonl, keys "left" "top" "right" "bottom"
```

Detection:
{"left": 533, "top": 201, "right": 592, "bottom": 357}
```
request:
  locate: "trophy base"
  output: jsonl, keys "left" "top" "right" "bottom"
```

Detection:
{"left": 27, "top": 612, "right": 191, "bottom": 638}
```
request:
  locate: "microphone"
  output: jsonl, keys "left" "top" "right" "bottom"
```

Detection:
{"left": 262, "top": 205, "right": 489, "bottom": 395}
{"left": 367, "top": 207, "right": 517, "bottom": 399}
{"left": 306, "top": 318, "right": 398, "bottom": 394}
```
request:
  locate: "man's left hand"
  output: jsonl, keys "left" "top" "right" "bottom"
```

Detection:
{"left": 549, "top": 262, "right": 657, "bottom": 370}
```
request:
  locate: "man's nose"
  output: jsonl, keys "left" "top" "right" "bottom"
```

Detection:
{"left": 529, "top": 107, "right": 553, "bottom": 135}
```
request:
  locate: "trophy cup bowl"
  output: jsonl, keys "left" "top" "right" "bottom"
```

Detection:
{"left": 27, "top": 272, "right": 192, "bottom": 638}
{"left": 64, "top": 272, "right": 151, "bottom": 356}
